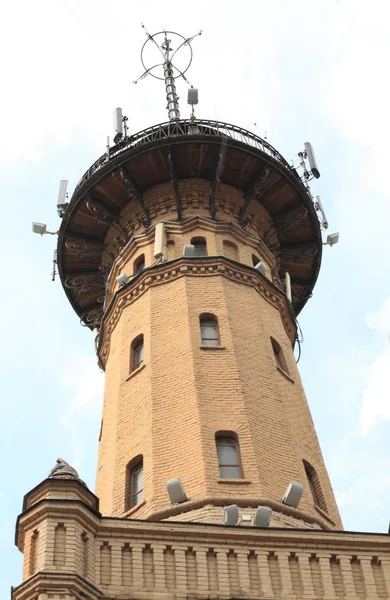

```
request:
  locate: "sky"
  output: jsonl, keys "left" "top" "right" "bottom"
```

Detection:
{"left": 1, "top": 0, "right": 390, "bottom": 595}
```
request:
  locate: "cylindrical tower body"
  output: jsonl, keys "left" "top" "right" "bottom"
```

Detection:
{"left": 57, "top": 121, "right": 342, "bottom": 531}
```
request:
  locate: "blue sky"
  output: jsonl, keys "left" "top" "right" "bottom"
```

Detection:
{"left": 1, "top": 0, "right": 390, "bottom": 595}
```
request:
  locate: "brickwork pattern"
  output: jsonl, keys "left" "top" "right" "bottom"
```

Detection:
{"left": 96, "top": 217, "right": 341, "bottom": 528}
{"left": 13, "top": 489, "right": 390, "bottom": 600}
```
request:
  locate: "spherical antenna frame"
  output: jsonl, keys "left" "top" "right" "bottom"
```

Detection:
{"left": 140, "top": 30, "right": 193, "bottom": 81}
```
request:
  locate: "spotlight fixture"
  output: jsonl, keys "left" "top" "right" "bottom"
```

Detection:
{"left": 281, "top": 482, "right": 304, "bottom": 508}
{"left": 325, "top": 232, "right": 339, "bottom": 247}
{"left": 223, "top": 504, "right": 239, "bottom": 526}
{"left": 116, "top": 273, "right": 130, "bottom": 287}
{"left": 32, "top": 222, "right": 58, "bottom": 236}
{"left": 166, "top": 478, "right": 188, "bottom": 504}
{"left": 253, "top": 506, "right": 272, "bottom": 528}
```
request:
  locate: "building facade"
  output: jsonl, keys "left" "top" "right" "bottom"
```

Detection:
{"left": 13, "top": 118, "right": 390, "bottom": 599}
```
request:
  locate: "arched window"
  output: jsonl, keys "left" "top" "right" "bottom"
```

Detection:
{"left": 303, "top": 460, "right": 327, "bottom": 512}
{"left": 271, "top": 337, "right": 289, "bottom": 375}
{"left": 200, "top": 314, "right": 219, "bottom": 346}
{"left": 133, "top": 254, "right": 145, "bottom": 275}
{"left": 130, "top": 334, "right": 144, "bottom": 371}
{"left": 215, "top": 434, "right": 242, "bottom": 479}
{"left": 191, "top": 236, "right": 207, "bottom": 257}
{"left": 125, "top": 457, "right": 144, "bottom": 510}
{"left": 252, "top": 254, "right": 260, "bottom": 267}
{"left": 223, "top": 240, "right": 239, "bottom": 261}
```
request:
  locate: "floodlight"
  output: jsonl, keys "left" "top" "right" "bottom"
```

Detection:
{"left": 32, "top": 222, "right": 47, "bottom": 235}
{"left": 183, "top": 244, "right": 195, "bottom": 257}
{"left": 166, "top": 478, "right": 188, "bottom": 504}
{"left": 253, "top": 506, "right": 272, "bottom": 528}
{"left": 116, "top": 273, "right": 130, "bottom": 287}
{"left": 254, "top": 261, "right": 267, "bottom": 275}
{"left": 281, "top": 482, "right": 304, "bottom": 508}
{"left": 223, "top": 504, "right": 239, "bottom": 526}
{"left": 326, "top": 232, "right": 339, "bottom": 247}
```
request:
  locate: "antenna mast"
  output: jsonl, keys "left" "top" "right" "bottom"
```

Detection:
{"left": 162, "top": 34, "right": 180, "bottom": 121}
{"left": 134, "top": 26, "right": 202, "bottom": 122}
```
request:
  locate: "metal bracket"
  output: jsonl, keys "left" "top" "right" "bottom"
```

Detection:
{"left": 119, "top": 167, "right": 151, "bottom": 227}
{"left": 210, "top": 149, "right": 223, "bottom": 219}
{"left": 239, "top": 166, "right": 269, "bottom": 226}
{"left": 168, "top": 150, "right": 182, "bottom": 220}
{"left": 86, "top": 194, "right": 116, "bottom": 227}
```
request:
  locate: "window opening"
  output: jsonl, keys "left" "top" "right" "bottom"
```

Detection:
{"left": 216, "top": 435, "right": 242, "bottom": 479}
{"left": 200, "top": 315, "right": 219, "bottom": 346}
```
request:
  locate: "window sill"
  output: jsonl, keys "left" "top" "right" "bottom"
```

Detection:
{"left": 126, "top": 364, "right": 146, "bottom": 381}
{"left": 217, "top": 478, "right": 252, "bottom": 485}
{"left": 123, "top": 499, "right": 146, "bottom": 518}
{"left": 276, "top": 365, "right": 295, "bottom": 383}
{"left": 314, "top": 504, "right": 336, "bottom": 526}
{"left": 200, "top": 345, "right": 226, "bottom": 351}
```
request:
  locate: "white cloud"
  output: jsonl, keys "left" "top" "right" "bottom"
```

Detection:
{"left": 360, "top": 297, "right": 390, "bottom": 434}
{"left": 60, "top": 352, "right": 104, "bottom": 469}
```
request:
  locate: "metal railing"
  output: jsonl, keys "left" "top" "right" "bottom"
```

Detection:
{"left": 74, "top": 119, "right": 292, "bottom": 193}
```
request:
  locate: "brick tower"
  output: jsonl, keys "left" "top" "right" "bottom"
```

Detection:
{"left": 13, "top": 30, "right": 390, "bottom": 600}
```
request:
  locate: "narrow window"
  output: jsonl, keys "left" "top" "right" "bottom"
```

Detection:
{"left": 303, "top": 460, "right": 327, "bottom": 512}
{"left": 223, "top": 240, "right": 239, "bottom": 261}
{"left": 216, "top": 434, "right": 242, "bottom": 479}
{"left": 252, "top": 254, "right": 260, "bottom": 267}
{"left": 200, "top": 314, "right": 219, "bottom": 346}
{"left": 271, "top": 337, "right": 289, "bottom": 374}
{"left": 130, "top": 334, "right": 144, "bottom": 371}
{"left": 126, "top": 458, "right": 144, "bottom": 510}
{"left": 191, "top": 236, "right": 207, "bottom": 257}
{"left": 133, "top": 254, "right": 145, "bottom": 274}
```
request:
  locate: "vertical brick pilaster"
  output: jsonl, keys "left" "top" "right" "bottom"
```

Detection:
{"left": 216, "top": 549, "right": 230, "bottom": 595}
{"left": 338, "top": 555, "right": 355, "bottom": 599}
{"left": 256, "top": 551, "right": 274, "bottom": 597}
{"left": 172, "top": 546, "right": 187, "bottom": 591}
{"left": 360, "top": 557, "right": 378, "bottom": 599}
{"left": 131, "top": 543, "right": 145, "bottom": 589}
{"left": 298, "top": 552, "right": 315, "bottom": 597}
{"left": 317, "top": 553, "right": 336, "bottom": 599}
{"left": 151, "top": 544, "right": 165, "bottom": 590}
{"left": 237, "top": 551, "right": 251, "bottom": 596}
{"left": 278, "top": 550, "right": 294, "bottom": 597}
{"left": 110, "top": 543, "right": 122, "bottom": 592}
{"left": 193, "top": 546, "right": 209, "bottom": 592}
{"left": 380, "top": 557, "right": 390, "bottom": 597}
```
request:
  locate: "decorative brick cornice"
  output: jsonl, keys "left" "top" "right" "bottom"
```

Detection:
{"left": 12, "top": 571, "right": 102, "bottom": 600}
{"left": 98, "top": 256, "right": 296, "bottom": 366}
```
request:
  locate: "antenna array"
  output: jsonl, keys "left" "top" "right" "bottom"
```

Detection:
{"left": 134, "top": 26, "right": 202, "bottom": 121}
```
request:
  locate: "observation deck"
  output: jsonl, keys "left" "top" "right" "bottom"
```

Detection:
{"left": 57, "top": 119, "right": 323, "bottom": 329}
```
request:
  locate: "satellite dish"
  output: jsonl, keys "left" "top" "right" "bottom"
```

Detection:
{"left": 304, "top": 142, "right": 320, "bottom": 179}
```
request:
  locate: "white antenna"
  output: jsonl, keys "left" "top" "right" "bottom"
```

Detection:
{"left": 304, "top": 142, "right": 320, "bottom": 179}
{"left": 297, "top": 141, "right": 321, "bottom": 189}
{"left": 57, "top": 180, "right": 68, "bottom": 218}
{"left": 113, "top": 107, "right": 123, "bottom": 143}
